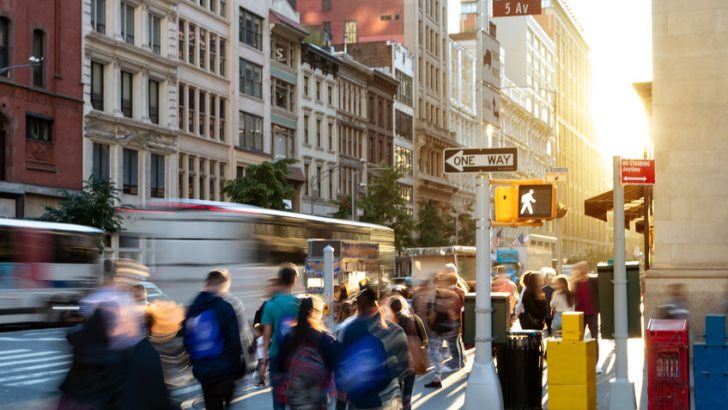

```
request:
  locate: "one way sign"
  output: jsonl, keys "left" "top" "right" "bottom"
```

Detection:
{"left": 443, "top": 147, "right": 518, "bottom": 174}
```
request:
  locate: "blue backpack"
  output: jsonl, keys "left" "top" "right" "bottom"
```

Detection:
{"left": 185, "top": 308, "right": 224, "bottom": 361}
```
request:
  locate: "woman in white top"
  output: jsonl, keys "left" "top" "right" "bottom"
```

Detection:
{"left": 550, "top": 275, "right": 575, "bottom": 334}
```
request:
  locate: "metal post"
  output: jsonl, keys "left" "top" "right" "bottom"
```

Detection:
{"left": 351, "top": 173, "right": 358, "bottom": 221}
{"left": 608, "top": 156, "right": 636, "bottom": 410}
{"left": 464, "top": 0, "right": 503, "bottom": 407}
{"left": 323, "top": 245, "right": 335, "bottom": 327}
{"left": 464, "top": 174, "right": 502, "bottom": 410}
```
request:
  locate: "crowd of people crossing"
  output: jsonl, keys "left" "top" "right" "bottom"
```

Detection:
{"left": 55, "top": 257, "right": 602, "bottom": 410}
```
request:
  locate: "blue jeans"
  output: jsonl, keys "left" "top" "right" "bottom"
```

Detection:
{"left": 269, "top": 359, "right": 285, "bottom": 410}
{"left": 444, "top": 321, "right": 465, "bottom": 368}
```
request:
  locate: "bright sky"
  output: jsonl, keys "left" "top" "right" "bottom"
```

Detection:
{"left": 448, "top": 0, "right": 653, "bottom": 162}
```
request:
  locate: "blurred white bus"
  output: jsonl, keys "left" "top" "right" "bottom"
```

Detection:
{"left": 117, "top": 200, "right": 395, "bottom": 311}
{"left": 0, "top": 219, "right": 103, "bottom": 325}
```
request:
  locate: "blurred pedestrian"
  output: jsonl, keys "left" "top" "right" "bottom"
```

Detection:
{"left": 424, "top": 275, "right": 461, "bottom": 389}
{"left": 541, "top": 268, "right": 556, "bottom": 335}
{"left": 389, "top": 295, "right": 428, "bottom": 410}
{"left": 519, "top": 272, "right": 549, "bottom": 331}
{"left": 550, "top": 276, "right": 575, "bottom": 334}
{"left": 440, "top": 266, "right": 466, "bottom": 370}
{"left": 336, "top": 280, "right": 409, "bottom": 409}
{"left": 571, "top": 261, "right": 600, "bottom": 372}
{"left": 276, "top": 297, "right": 337, "bottom": 410}
{"left": 492, "top": 265, "right": 519, "bottom": 317}
{"left": 657, "top": 283, "right": 689, "bottom": 320}
{"left": 184, "top": 269, "right": 245, "bottom": 410}
{"left": 514, "top": 271, "right": 533, "bottom": 321}
{"left": 262, "top": 264, "right": 301, "bottom": 410}
{"left": 217, "top": 268, "right": 256, "bottom": 375}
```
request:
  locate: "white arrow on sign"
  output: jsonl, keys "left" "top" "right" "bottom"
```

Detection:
{"left": 445, "top": 150, "right": 516, "bottom": 172}
{"left": 623, "top": 176, "right": 647, "bottom": 182}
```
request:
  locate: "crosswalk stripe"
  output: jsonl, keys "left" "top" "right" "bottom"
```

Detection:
{"left": 0, "top": 349, "right": 30, "bottom": 356}
{"left": 0, "top": 368, "right": 67, "bottom": 383}
{"left": 4, "top": 360, "right": 71, "bottom": 374}
{"left": 0, "top": 354, "right": 72, "bottom": 368}
{"left": 5, "top": 377, "right": 59, "bottom": 387}
{"left": 0, "top": 351, "right": 58, "bottom": 361}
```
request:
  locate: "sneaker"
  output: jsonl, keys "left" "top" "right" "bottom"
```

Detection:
{"left": 424, "top": 381, "right": 442, "bottom": 389}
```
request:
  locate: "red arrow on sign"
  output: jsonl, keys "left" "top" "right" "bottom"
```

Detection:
{"left": 621, "top": 159, "right": 655, "bottom": 185}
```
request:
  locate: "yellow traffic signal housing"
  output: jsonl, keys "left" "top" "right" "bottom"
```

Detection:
{"left": 492, "top": 180, "right": 559, "bottom": 225}
{"left": 494, "top": 186, "right": 518, "bottom": 222}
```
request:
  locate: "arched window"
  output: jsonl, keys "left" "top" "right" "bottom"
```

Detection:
{"left": 32, "top": 29, "right": 44, "bottom": 87}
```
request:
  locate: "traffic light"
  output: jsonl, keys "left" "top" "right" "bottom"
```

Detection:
{"left": 517, "top": 184, "right": 555, "bottom": 220}
{"left": 493, "top": 181, "right": 559, "bottom": 224}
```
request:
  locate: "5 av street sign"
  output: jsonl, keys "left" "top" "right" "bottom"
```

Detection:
{"left": 621, "top": 159, "right": 655, "bottom": 185}
{"left": 493, "top": 0, "right": 542, "bottom": 17}
{"left": 444, "top": 147, "right": 518, "bottom": 174}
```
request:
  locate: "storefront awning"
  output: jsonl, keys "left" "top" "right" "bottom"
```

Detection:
{"left": 584, "top": 185, "right": 646, "bottom": 230}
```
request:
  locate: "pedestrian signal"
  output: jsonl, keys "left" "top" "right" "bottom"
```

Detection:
{"left": 494, "top": 186, "right": 518, "bottom": 222}
{"left": 517, "top": 184, "right": 555, "bottom": 220}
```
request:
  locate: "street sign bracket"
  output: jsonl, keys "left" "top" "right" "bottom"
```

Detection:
{"left": 490, "top": 220, "right": 544, "bottom": 228}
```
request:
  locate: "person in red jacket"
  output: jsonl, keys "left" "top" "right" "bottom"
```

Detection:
{"left": 571, "top": 261, "right": 601, "bottom": 373}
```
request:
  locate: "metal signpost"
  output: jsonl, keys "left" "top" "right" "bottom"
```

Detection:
{"left": 445, "top": 147, "right": 517, "bottom": 410}
{"left": 323, "top": 246, "right": 335, "bottom": 327}
{"left": 608, "top": 156, "right": 654, "bottom": 410}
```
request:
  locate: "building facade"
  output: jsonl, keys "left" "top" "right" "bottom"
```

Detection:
{"left": 647, "top": 0, "right": 728, "bottom": 335}
{"left": 535, "top": 0, "right": 610, "bottom": 261}
{"left": 0, "top": 0, "right": 84, "bottom": 218}
{"left": 82, "top": 0, "right": 179, "bottom": 208}
{"left": 300, "top": 43, "right": 339, "bottom": 216}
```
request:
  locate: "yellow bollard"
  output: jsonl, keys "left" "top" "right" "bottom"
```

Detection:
{"left": 547, "top": 312, "right": 597, "bottom": 410}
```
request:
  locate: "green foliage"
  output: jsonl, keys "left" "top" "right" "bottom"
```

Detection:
{"left": 331, "top": 195, "right": 352, "bottom": 219}
{"left": 40, "top": 175, "right": 123, "bottom": 234}
{"left": 416, "top": 202, "right": 451, "bottom": 247}
{"left": 223, "top": 159, "right": 297, "bottom": 210}
{"left": 358, "top": 166, "right": 415, "bottom": 252}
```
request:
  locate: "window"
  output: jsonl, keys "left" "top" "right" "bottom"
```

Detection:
{"left": 219, "top": 38, "right": 226, "bottom": 76}
{"left": 327, "top": 123, "right": 333, "bottom": 150}
{"left": 316, "top": 81, "right": 321, "bottom": 101}
{"left": 209, "top": 96, "right": 217, "bottom": 138}
{"left": 178, "top": 20, "right": 185, "bottom": 60}
{"left": 209, "top": 34, "right": 217, "bottom": 73}
{"left": 178, "top": 84, "right": 185, "bottom": 130}
{"left": 273, "top": 125, "right": 294, "bottom": 160}
{"left": 395, "top": 70, "right": 412, "bottom": 106}
{"left": 323, "top": 0, "right": 331, "bottom": 11}
{"left": 0, "top": 18, "right": 9, "bottom": 75}
{"left": 272, "top": 78, "right": 295, "bottom": 112}
{"left": 239, "top": 8, "right": 262, "bottom": 50}
{"left": 199, "top": 29, "right": 207, "bottom": 70}
{"left": 92, "top": 143, "right": 110, "bottom": 180}
{"left": 121, "top": 2, "right": 135, "bottom": 44}
{"left": 236, "top": 166, "right": 245, "bottom": 179}
{"left": 188, "top": 23, "right": 196, "bottom": 64}
{"left": 148, "top": 14, "right": 161, "bottom": 54}
{"left": 151, "top": 154, "right": 165, "bottom": 198}
{"left": 303, "top": 76, "right": 309, "bottom": 97}
{"left": 303, "top": 114, "right": 309, "bottom": 144}
{"left": 219, "top": 99, "right": 225, "bottom": 141}
{"left": 121, "top": 71, "right": 133, "bottom": 118}
{"left": 395, "top": 146, "right": 413, "bottom": 176}
{"left": 123, "top": 149, "right": 138, "bottom": 195}
{"left": 304, "top": 163, "right": 309, "bottom": 196}
{"left": 327, "top": 85, "right": 333, "bottom": 105}
{"left": 344, "top": 21, "right": 357, "bottom": 43}
{"left": 272, "top": 37, "right": 295, "bottom": 67}
{"left": 239, "top": 111, "right": 263, "bottom": 150}
{"left": 316, "top": 119, "right": 322, "bottom": 147}
{"left": 198, "top": 91, "right": 206, "bottom": 135}
{"left": 148, "top": 79, "right": 159, "bottom": 124}
{"left": 26, "top": 115, "right": 52, "bottom": 142}
{"left": 395, "top": 110, "right": 413, "bottom": 140}
{"left": 316, "top": 165, "right": 322, "bottom": 197}
{"left": 91, "top": 0, "right": 106, "bottom": 34}
{"left": 399, "top": 184, "right": 413, "bottom": 204}
{"left": 220, "top": 0, "right": 226, "bottom": 17}
{"left": 187, "top": 87, "right": 195, "bottom": 132}
{"left": 239, "top": 58, "right": 262, "bottom": 98}
{"left": 91, "top": 62, "right": 104, "bottom": 110}
{"left": 32, "top": 30, "right": 44, "bottom": 87}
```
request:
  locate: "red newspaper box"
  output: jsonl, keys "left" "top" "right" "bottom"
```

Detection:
{"left": 647, "top": 319, "right": 689, "bottom": 410}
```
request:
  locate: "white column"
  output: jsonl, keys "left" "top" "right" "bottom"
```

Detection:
{"left": 111, "top": 61, "right": 122, "bottom": 117}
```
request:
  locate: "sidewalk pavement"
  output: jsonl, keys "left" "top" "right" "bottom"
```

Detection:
{"left": 186, "top": 337, "right": 648, "bottom": 409}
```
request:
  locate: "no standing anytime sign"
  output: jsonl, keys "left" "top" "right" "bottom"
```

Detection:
{"left": 621, "top": 159, "right": 655, "bottom": 185}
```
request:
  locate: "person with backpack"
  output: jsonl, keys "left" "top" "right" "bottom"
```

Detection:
{"left": 183, "top": 270, "right": 245, "bottom": 410}
{"left": 275, "top": 297, "right": 337, "bottom": 410}
{"left": 424, "top": 277, "right": 460, "bottom": 389}
{"left": 262, "top": 264, "right": 301, "bottom": 410}
{"left": 389, "top": 295, "right": 428, "bottom": 410}
{"left": 336, "top": 280, "right": 409, "bottom": 410}
{"left": 440, "top": 266, "right": 466, "bottom": 370}
{"left": 519, "top": 272, "right": 549, "bottom": 331}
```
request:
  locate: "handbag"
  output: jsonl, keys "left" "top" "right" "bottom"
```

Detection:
{"left": 407, "top": 335, "right": 428, "bottom": 375}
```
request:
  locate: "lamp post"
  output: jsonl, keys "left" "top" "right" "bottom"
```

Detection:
{"left": 0, "top": 56, "right": 43, "bottom": 76}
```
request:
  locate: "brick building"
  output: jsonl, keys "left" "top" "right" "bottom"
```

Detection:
{"left": 0, "top": 0, "right": 84, "bottom": 218}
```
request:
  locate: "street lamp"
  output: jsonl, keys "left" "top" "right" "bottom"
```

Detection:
{"left": 0, "top": 56, "right": 43, "bottom": 76}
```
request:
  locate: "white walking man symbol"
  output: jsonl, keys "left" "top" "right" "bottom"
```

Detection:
{"left": 520, "top": 189, "right": 536, "bottom": 215}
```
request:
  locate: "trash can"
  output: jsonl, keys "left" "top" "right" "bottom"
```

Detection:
{"left": 496, "top": 330, "right": 543, "bottom": 410}
{"left": 647, "top": 319, "right": 689, "bottom": 410}
{"left": 462, "top": 292, "right": 510, "bottom": 348}
{"left": 597, "top": 261, "right": 642, "bottom": 339}
{"left": 693, "top": 315, "right": 728, "bottom": 410}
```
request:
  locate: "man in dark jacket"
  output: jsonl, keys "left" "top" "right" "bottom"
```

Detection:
{"left": 184, "top": 270, "right": 244, "bottom": 410}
